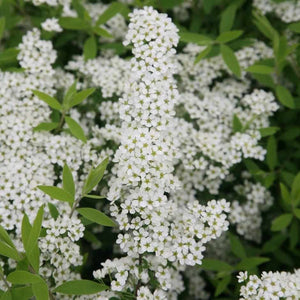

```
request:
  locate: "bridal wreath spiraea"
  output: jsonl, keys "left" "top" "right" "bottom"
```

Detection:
{"left": 93, "top": 7, "right": 230, "bottom": 298}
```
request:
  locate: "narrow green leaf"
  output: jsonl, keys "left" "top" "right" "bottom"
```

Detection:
{"left": 179, "top": 32, "right": 212, "bottom": 45}
{"left": 232, "top": 114, "right": 243, "bottom": 132}
{"left": 275, "top": 85, "right": 295, "bottom": 109}
{"left": 262, "top": 234, "right": 287, "bottom": 253}
{"left": 220, "top": 44, "right": 241, "bottom": 77}
{"left": 27, "top": 243, "right": 40, "bottom": 273}
{"left": 200, "top": 259, "right": 233, "bottom": 272}
{"left": 216, "top": 30, "right": 243, "bottom": 43}
{"left": 215, "top": 275, "right": 231, "bottom": 297}
{"left": 37, "top": 186, "right": 74, "bottom": 204}
{"left": 32, "top": 281, "right": 49, "bottom": 300}
{"left": 54, "top": 280, "right": 108, "bottom": 295}
{"left": 33, "top": 122, "right": 59, "bottom": 132}
{"left": 59, "top": 17, "right": 89, "bottom": 30}
{"left": 259, "top": 127, "right": 279, "bottom": 137}
{"left": 266, "top": 136, "right": 277, "bottom": 171}
{"left": 0, "top": 48, "right": 19, "bottom": 64}
{"left": 21, "top": 214, "right": 31, "bottom": 251}
{"left": 65, "top": 116, "right": 87, "bottom": 143}
{"left": 84, "top": 36, "right": 97, "bottom": 61}
{"left": 159, "top": 0, "right": 184, "bottom": 9}
{"left": 291, "top": 172, "right": 300, "bottom": 206}
{"left": 77, "top": 208, "right": 116, "bottom": 227}
{"left": 48, "top": 203, "right": 59, "bottom": 220}
{"left": 63, "top": 81, "right": 77, "bottom": 108}
{"left": 280, "top": 183, "right": 291, "bottom": 210}
{"left": 0, "top": 17, "right": 5, "bottom": 39}
{"left": 289, "top": 220, "right": 298, "bottom": 249}
{"left": 294, "top": 208, "right": 300, "bottom": 219}
{"left": 32, "top": 90, "right": 62, "bottom": 111}
{"left": 25, "top": 206, "right": 44, "bottom": 253}
{"left": 83, "top": 194, "right": 106, "bottom": 200}
{"left": 236, "top": 257, "right": 269, "bottom": 270}
{"left": 229, "top": 233, "right": 246, "bottom": 259}
{"left": 246, "top": 64, "right": 274, "bottom": 74}
{"left": 288, "top": 22, "right": 300, "bottom": 33}
{"left": 7, "top": 271, "right": 41, "bottom": 284}
{"left": 0, "top": 225, "right": 15, "bottom": 249}
{"left": 0, "top": 241, "right": 20, "bottom": 261}
{"left": 68, "top": 88, "right": 95, "bottom": 109}
{"left": 63, "top": 164, "right": 75, "bottom": 197}
{"left": 220, "top": 4, "right": 237, "bottom": 32}
{"left": 93, "top": 27, "right": 113, "bottom": 38}
{"left": 96, "top": 2, "right": 127, "bottom": 26}
{"left": 194, "top": 45, "right": 212, "bottom": 64}
{"left": 0, "top": 291, "right": 12, "bottom": 300}
{"left": 271, "top": 213, "right": 293, "bottom": 231}
{"left": 82, "top": 157, "right": 109, "bottom": 194}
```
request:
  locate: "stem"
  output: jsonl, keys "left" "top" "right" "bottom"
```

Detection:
{"left": 69, "top": 197, "right": 81, "bottom": 218}
{"left": 54, "top": 111, "right": 66, "bottom": 134}
{"left": 134, "top": 255, "right": 143, "bottom": 297}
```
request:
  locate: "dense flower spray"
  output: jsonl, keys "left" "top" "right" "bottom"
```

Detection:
{"left": 93, "top": 7, "right": 230, "bottom": 298}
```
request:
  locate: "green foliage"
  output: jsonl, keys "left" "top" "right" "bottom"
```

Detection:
{"left": 37, "top": 186, "right": 75, "bottom": 204}
{"left": 54, "top": 280, "right": 108, "bottom": 295}
{"left": 65, "top": 116, "right": 87, "bottom": 143}
{"left": 220, "top": 44, "right": 241, "bottom": 77}
{"left": 77, "top": 207, "right": 116, "bottom": 227}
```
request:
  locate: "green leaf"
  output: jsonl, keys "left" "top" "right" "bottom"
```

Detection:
{"left": 288, "top": 22, "right": 300, "bottom": 33}
{"left": 83, "top": 36, "right": 97, "bottom": 61}
{"left": 289, "top": 220, "right": 298, "bottom": 249}
{"left": 215, "top": 275, "right": 231, "bottom": 297}
{"left": 82, "top": 157, "right": 109, "bottom": 194}
{"left": 159, "top": 0, "right": 184, "bottom": 9}
{"left": 83, "top": 194, "right": 106, "bottom": 200}
{"left": 32, "top": 90, "right": 62, "bottom": 111}
{"left": 21, "top": 214, "right": 31, "bottom": 251}
{"left": 25, "top": 206, "right": 44, "bottom": 253}
{"left": 216, "top": 30, "right": 243, "bottom": 43}
{"left": 54, "top": 280, "right": 108, "bottom": 295}
{"left": 294, "top": 208, "right": 300, "bottom": 219}
{"left": 220, "top": 5, "right": 237, "bottom": 32}
{"left": 11, "top": 286, "right": 33, "bottom": 300}
{"left": 0, "top": 17, "right": 5, "bottom": 39}
{"left": 259, "top": 127, "right": 279, "bottom": 137}
{"left": 63, "top": 81, "right": 77, "bottom": 108}
{"left": 63, "top": 164, "right": 75, "bottom": 197}
{"left": 200, "top": 259, "right": 233, "bottom": 272}
{"left": 0, "top": 241, "right": 20, "bottom": 261}
{"left": 179, "top": 32, "right": 212, "bottom": 45}
{"left": 280, "top": 183, "right": 291, "bottom": 211}
{"left": 275, "top": 85, "right": 295, "bottom": 109}
{"left": 266, "top": 136, "right": 277, "bottom": 171}
{"left": 32, "top": 281, "right": 49, "bottom": 300}
{"left": 271, "top": 213, "right": 293, "bottom": 231}
{"left": 194, "top": 45, "right": 212, "bottom": 64}
{"left": 0, "top": 225, "right": 15, "bottom": 249}
{"left": 96, "top": 2, "right": 127, "bottom": 26}
{"left": 220, "top": 44, "right": 241, "bottom": 77}
{"left": 37, "top": 186, "right": 74, "bottom": 204}
{"left": 68, "top": 88, "right": 95, "bottom": 109}
{"left": 7, "top": 271, "right": 41, "bottom": 284}
{"left": 77, "top": 208, "right": 116, "bottom": 227}
{"left": 253, "top": 11, "right": 277, "bottom": 41}
{"left": 0, "top": 291, "right": 12, "bottom": 300}
{"left": 33, "top": 122, "right": 59, "bottom": 132}
{"left": 65, "top": 116, "right": 87, "bottom": 143}
{"left": 246, "top": 64, "right": 274, "bottom": 74}
{"left": 93, "top": 27, "right": 113, "bottom": 38}
{"left": 291, "top": 172, "right": 300, "bottom": 206}
{"left": 27, "top": 243, "right": 40, "bottom": 273}
{"left": 236, "top": 257, "right": 269, "bottom": 270}
{"left": 59, "top": 17, "right": 89, "bottom": 30}
{"left": 229, "top": 233, "right": 246, "bottom": 259}
{"left": 48, "top": 203, "right": 59, "bottom": 220}
{"left": 232, "top": 114, "right": 243, "bottom": 132}
{"left": 0, "top": 48, "right": 19, "bottom": 64}
{"left": 244, "top": 159, "right": 262, "bottom": 176}
{"left": 262, "top": 234, "right": 287, "bottom": 253}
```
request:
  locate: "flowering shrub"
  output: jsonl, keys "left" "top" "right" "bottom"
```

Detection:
{"left": 0, "top": 0, "right": 299, "bottom": 299}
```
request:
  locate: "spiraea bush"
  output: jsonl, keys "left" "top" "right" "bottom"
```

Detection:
{"left": 0, "top": 0, "right": 299, "bottom": 299}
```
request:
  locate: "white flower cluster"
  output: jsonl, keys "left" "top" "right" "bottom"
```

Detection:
{"left": 0, "top": 28, "right": 109, "bottom": 288}
{"left": 238, "top": 270, "right": 300, "bottom": 300}
{"left": 93, "top": 7, "right": 230, "bottom": 296}
{"left": 41, "top": 18, "right": 63, "bottom": 32}
{"left": 253, "top": 0, "right": 300, "bottom": 23}
{"left": 229, "top": 176, "right": 273, "bottom": 242}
